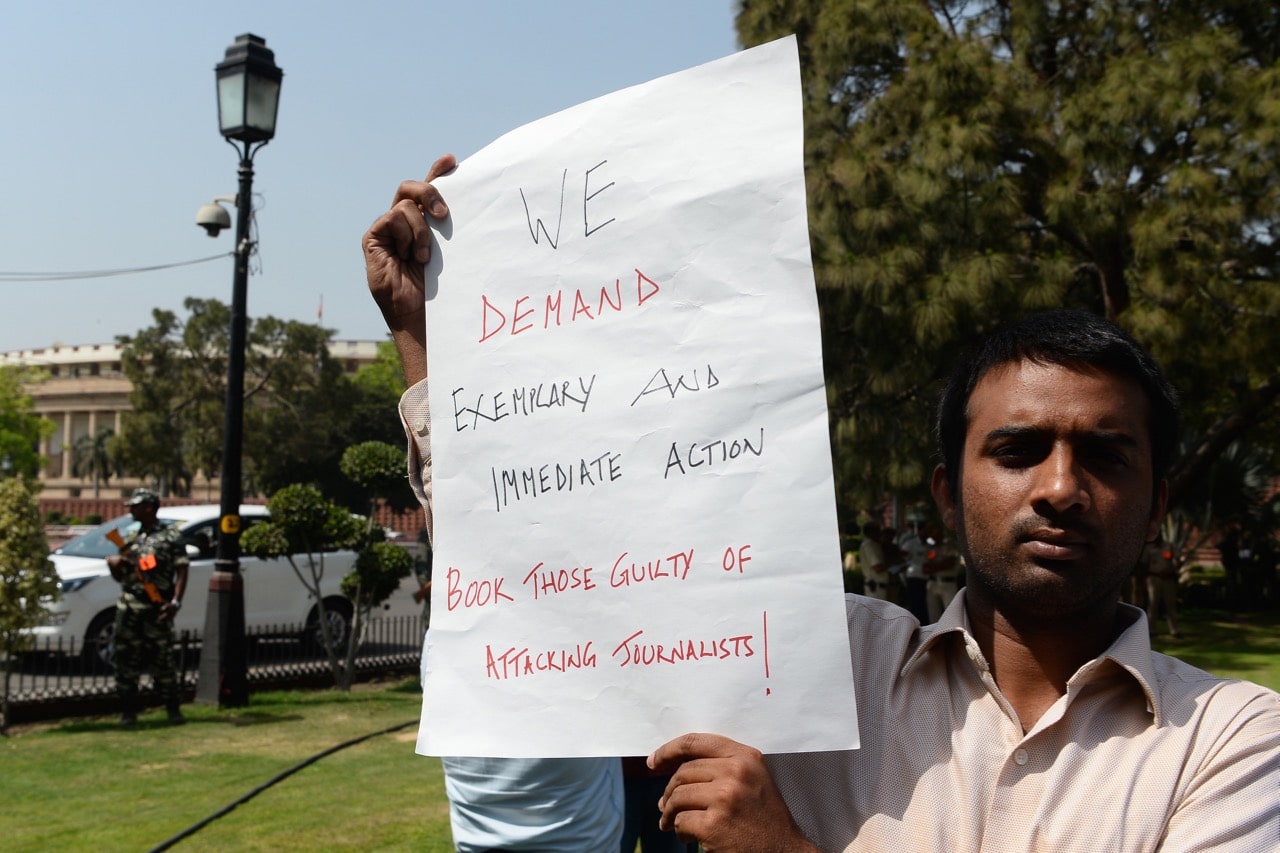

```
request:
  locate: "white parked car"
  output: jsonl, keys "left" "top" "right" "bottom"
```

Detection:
{"left": 33, "top": 504, "right": 420, "bottom": 668}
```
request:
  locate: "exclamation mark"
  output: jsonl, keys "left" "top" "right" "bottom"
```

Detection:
{"left": 763, "top": 610, "right": 771, "bottom": 696}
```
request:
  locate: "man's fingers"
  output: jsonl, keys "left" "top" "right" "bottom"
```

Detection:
{"left": 425, "top": 152, "right": 457, "bottom": 183}
{"left": 649, "top": 732, "right": 753, "bottom": 772}
{"left": 365, "top": 198, "right": 434, "bottom": 265}
{"left": 370, "top": 154, "right": 455, "bottom": 269}
{"left": 657, "top": 757, "right": 722, "bottom": 810}
{"left": 657, "top": 777, "right": 710, "bottom": 832}
{"left": 391, "top": 152, "right": 456, "bottom": 219}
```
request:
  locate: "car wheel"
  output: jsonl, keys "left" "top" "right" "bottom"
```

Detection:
{"left": 303, "top": 599, "right": 353, "bottom": 652}
{"left": 83, "top": 610, "right": 117, "bottom": 672}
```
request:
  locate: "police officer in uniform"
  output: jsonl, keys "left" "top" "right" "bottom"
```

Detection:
{"left": 107, "top": 488, "right": 189, "bottom": 725}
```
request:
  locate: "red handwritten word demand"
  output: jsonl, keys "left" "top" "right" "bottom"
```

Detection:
{"left": 485, "top": 642, "right": 598, "bottom": 680}
{"left": 611, "top": 629, "right": 755, "bottom": 668}
{"left": 478, "top": 269, "right": 660, "bottom": 343}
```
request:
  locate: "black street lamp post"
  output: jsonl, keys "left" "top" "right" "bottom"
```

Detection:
{"left": 196, "top": 33, "right": 282, "bottom": 708}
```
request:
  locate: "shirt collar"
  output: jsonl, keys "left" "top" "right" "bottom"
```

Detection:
{"left": 901, "top": 592, "right": 1165, "bottom": 724}
{"left": 1096, "top": 603, "right": 1164, "bottom": 724}
{"left": 902, "top": 589, "right": 972, "bottom": 675}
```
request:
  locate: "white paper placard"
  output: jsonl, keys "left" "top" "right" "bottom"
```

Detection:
{"left": 418, "top": 35, "right": 857, "bottom": 758}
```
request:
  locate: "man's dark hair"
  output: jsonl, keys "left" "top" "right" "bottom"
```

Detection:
{"left": 936, "top": 309, "right": 1179, "bottom": 496}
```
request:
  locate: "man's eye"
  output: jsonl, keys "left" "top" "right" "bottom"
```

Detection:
{"left": 1091, "top": 448, "right": 1129, "bottom": 467}
{"left": 993, "top": 445, "right": 1038, "bottom": 464}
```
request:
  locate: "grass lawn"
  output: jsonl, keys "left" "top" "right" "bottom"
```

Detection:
{"left": 3, "top": 609, "right": 1275, "bottom": 852}
{"left": 1, "top": 678, "right": 452, "bottom": 852}
{"left": 1149, "top": 608, "right": 1280, "bottom": 693}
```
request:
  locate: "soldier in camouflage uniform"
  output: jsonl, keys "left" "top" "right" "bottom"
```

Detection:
{"left": 107, "top": 488, "right": 189, "bottom": 725}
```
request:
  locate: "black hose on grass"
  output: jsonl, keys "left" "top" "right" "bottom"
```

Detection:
{"left": 148, "top": 719, "right": 418, "bottom": 852}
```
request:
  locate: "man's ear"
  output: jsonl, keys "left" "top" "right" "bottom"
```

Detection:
{"left": 931, "top": 464, "right": 957, "bottom": 531}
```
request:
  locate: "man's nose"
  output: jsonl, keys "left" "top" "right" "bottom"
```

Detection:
{"left": 1030, "top": 445, "right": 1091, "bottom": 515}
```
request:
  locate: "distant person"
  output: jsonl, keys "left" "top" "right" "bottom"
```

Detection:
{"left": 857, "top": 522, "right": 891, "bottom": 600}
{"left": 1144, "top": 536, "right": 1181, "bottom": 638}
{"left": 363, "top": 155, "right": 623, "bottom": 851}
{"left": 896, "top": 524, "right": 930, "bottom": 622}
{"left": 106, "top": 487, "right": 188, "bottom": 726}
{"left": 921, "top": 522, "right": 961, "bottom": 623}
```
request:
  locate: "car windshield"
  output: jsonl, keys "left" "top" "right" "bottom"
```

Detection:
{"left": 54, "top": 513, "right": 179, "bottom": 558}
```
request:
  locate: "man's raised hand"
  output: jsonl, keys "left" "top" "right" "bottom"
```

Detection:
{"left": 361, "top": 153, "right": 456, "bottom": 384}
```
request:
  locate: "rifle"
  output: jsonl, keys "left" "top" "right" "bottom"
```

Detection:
{"left": 105, "top": 528, "right": 166, "bottom": 606}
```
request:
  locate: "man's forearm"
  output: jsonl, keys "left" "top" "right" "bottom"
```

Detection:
{"left": 389, "top": 309, "right": 428, "bottom": 387}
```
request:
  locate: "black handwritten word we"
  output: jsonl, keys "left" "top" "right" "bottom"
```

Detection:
{"left": 519, "top": 160, "right": 615, "bottom": 249}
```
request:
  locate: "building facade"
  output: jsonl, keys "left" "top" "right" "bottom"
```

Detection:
{"left": 2, "top": 340, "right": 381, "bottom": 499}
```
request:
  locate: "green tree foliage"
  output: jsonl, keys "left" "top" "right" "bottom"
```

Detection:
{"left": 1167, "top": 439, "right": 1277, "bottom": 549}
{"left": 343, "top": 542, "right": 413, "bottom": 609}
{"left": 115, "top": 299, "right": 405, "bottom": 505}
{"left": 0, "top": 476, "right": 57, "bottom": 732}
{"left": 338, "top": 441, "right": 414, "bottom": 684}
{"left": 1163, "top": 439, "right": 1279, "bottom": 607}
{"left": 353, "top": 340, "right": 410, "bottom": 400}
{"left": 340, "top": 541, "right": 413, "bottom": 684}
{"left": 113, "top": 303, "right": 216, "bottom": 496}
{"left": 241, "top": 484, "right": 364, "bottom": 688}
{"left": 340, "top": 440, "right": 414, "bottom": 513}
{"left": 70, "top": 426, "right": 121, "bottom": 498}
{"left": 0, "top": 367, "right": 54, "bottom": 481}
{"left": 736, "top": 1, "right": 1280, "bottom": 519}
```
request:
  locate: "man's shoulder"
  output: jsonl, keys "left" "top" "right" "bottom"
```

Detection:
{"left": 843, "top": 594, "right": 920, "bottom": 641}
{"left": 1151, "top": 650, "right": 1280, "bottom": 728}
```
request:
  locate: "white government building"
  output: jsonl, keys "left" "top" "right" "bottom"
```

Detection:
{"left": 1, "top": 340, "right": 381, "bottom": 499}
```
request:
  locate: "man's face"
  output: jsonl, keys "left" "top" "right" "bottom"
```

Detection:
{"left": 932, "top": 361, "right": 1166, "bottom": 619}
{"left": 129, "top": 501, "right": 158, "bottom": 526}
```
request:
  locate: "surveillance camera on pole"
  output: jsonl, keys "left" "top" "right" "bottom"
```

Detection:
{"left": 195, "top": 196, "right": 235, "bottom": 237}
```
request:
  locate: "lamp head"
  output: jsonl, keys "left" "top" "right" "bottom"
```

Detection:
{"left": 216, "top": 34, "right": 283, "bottom": 145}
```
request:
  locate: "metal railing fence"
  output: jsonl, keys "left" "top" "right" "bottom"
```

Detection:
{"left": 3, "top": 614, "right": 425, "bottom": 725}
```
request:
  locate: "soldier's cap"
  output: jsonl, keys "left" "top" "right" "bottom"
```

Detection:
{"left": 124, "top": 487, "right": 160, "bottom": 506}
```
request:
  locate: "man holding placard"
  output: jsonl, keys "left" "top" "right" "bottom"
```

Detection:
{"left": 366, "top": 147, "right": 1277, "bottom": 851}
{"left": 361, "top": 34, "right": 1276, "bottom": 851}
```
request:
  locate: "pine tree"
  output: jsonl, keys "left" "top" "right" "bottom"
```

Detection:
{"left": 737, "top": 0, "right": 1280, "bottom": 517}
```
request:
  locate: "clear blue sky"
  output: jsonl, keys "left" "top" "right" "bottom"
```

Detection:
{"left": 0, "top": 1, "right": 738, "bottom": 352}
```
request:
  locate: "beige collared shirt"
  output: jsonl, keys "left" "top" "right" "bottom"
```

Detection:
{"left": 768, "top": 592, "right": 1280, "bottom": 852}
{"left": 399, "top": 380, "right": 434, "bottom": 535}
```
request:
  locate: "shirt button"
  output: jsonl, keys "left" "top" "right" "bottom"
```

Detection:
{"left": 1014, "top": 749, "right": 1028, "bottom": 766}
{"left": 413, "top": 417, "right": 428, "bottom": 436}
